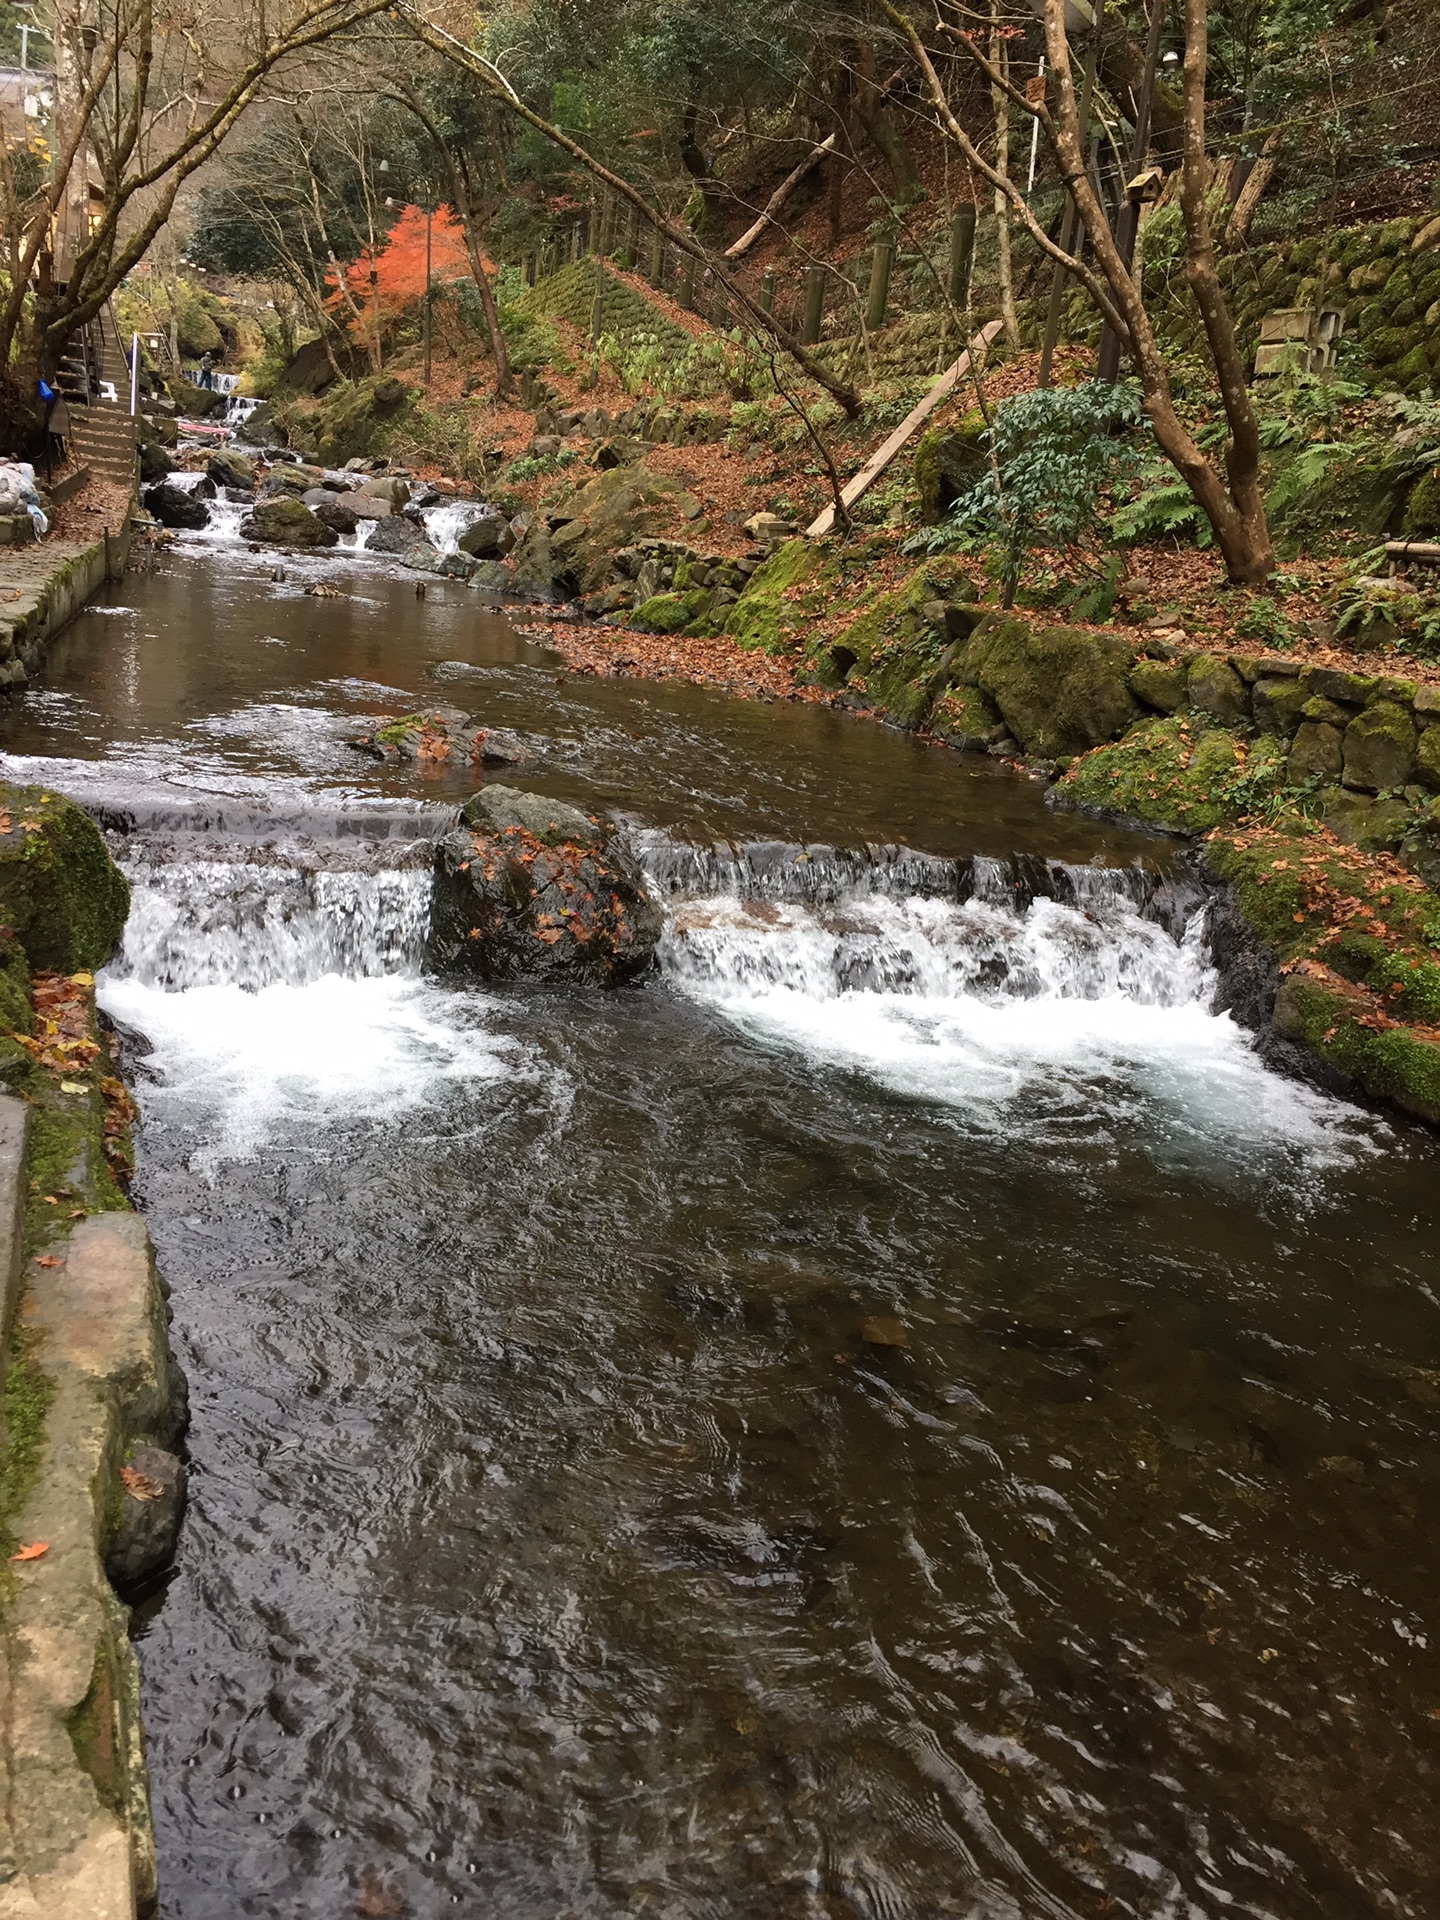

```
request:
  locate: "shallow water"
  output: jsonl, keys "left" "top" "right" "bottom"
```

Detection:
{"left": 6, "top": 544, "right": 1439, "bottom": 1919}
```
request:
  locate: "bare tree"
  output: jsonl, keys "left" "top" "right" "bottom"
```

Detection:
{"left": 391, "top": 4, "right": 865, "bottom": 419}
{"left": 881, "top": 0, "right": 1276, "bottom": 585}
{"left": 0, "top": 0, "right": 391, "bottom": 377}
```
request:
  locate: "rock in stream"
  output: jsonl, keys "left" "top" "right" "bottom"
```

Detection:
{"left": 427, "top": 786, "right": 663, "bottom": 984}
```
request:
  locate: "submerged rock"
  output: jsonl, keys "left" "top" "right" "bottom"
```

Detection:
{"left": 104, "top": 1445, "right": 187, "bottom": 1593}
{"left": 427, "top": 785, "right": 663, "bottom": 984}
{"left": 240, "top": 496, "right": 338, "bottom": 548}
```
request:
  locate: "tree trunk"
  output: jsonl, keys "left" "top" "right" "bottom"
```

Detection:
{"left": 854, "top": 38, "right": 922, "bottom": 203}
{"left": 990, "top": 8, "right": 1020, "bottom": 347}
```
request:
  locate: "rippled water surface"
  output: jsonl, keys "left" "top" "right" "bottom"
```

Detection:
{"left": 5, "top": 546, "right": 1439, "bottom": 1919}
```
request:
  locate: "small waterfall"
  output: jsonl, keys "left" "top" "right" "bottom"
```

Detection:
{"left": 420, "top": 500, "right": 498, "bottom": 554}
{"left": 661, "top": 890, "right": 1208, "bottom": 1009}
{"left": 114, "top": 860, "right": 433, "bottom": 991}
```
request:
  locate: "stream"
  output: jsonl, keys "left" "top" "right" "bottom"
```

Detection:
{"left": 5, "top": 532, "right": 1439, "bottom": 1919}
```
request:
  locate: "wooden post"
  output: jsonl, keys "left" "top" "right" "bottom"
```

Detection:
{"left": 599, "top": 194, "right": 615, "bottom": 257}
{"left": 711, "top": 277, "right": 730, "bottom": 328}
{"left": 802, "top": 265, "right": 826, "bottom": 345}
{"left": 679, "top": 251, "right": 697, "bottom": 311}
{"left": 866, "top": 237, "right": 895, "bottom": 333}
{"left": 759, "top": 270, "right": 776, "bottom": 316}
{"left": 948, "top": 204, "right": 977, "bottom": 309}
{"left": 649, "top": 227, "right": 664, "bottom": 287}
{"left": 617, "top": 205, "right": 636, "bottom": 270}
{"left": 524, "top": 252, "right": 536, "bottom": 288}
{"left": 590, "top": 258, "right": 605, "bottom": 340}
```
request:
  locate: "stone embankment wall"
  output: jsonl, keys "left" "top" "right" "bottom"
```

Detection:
{"left": 0, "top": 787, "right": 183, "bottom": 1920}
{"left": 0, "top": 522, "right": 132, "bottom": 691}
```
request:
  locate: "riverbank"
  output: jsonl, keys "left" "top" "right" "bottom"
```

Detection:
{"left": 0, "top": 786, "right": 182, "bottom": 1920}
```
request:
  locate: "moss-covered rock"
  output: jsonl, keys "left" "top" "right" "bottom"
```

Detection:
{"left": 1055, "top": 716, "right": 1284, "bottom": 831}
{"left": 1417, "top": 725, "right": 1440, "bottom": 790}
{"left": 1342, "top": 701, "right": 1417, "bottom": 791}
{"left": 1206, "top": 824, "right": 1440, "bottom": 1125}
{"left": 724, "top": 539, "right": 833, "bottom": 654}
{"left": 1288, "top": 720, "right": 1344, "bottom": 783}
{"left": 912, "top": 411, "right": 987, "bottom": 524}
{"left": 0, "top": 786, "right": 128, "bottom": 972}
{"left": 965, "top": 618, "right": 1138, "bottom": 759}
{"left": 1187, "top": 652, "right": 1251, "bottom": 727}
{"left": 819, "top": 568, "right": 968, "bottom": 726}
{"left": 1252, "top": 676, "right": 1308, "bottom": 735}
{"left": 1129, "top": 657, "right": 1188, "bottom": 713}
{"left": 930, "top": 682, "right": 1003, "bottom": 747}
{"left": 1408, "top": 470, "right": 1440, "bottom": 537}
{"left": 1323, "top": 788, "right": 1412, "bottom": 850}
{"left": 631, "top": 588, "right": 714, "bottom": 634}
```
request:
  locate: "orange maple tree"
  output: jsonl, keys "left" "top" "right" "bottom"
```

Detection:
{"left": 328, "top": 203, "right": 477, "bottom": 336}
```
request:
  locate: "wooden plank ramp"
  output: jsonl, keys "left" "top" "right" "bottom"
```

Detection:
{"left": 805, "top": 319, "right": 1004, "bottom": 541}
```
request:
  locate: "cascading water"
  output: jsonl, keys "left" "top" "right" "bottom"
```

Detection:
{"left": 17, "top": 552, "right": 1432, "bottom": 1920}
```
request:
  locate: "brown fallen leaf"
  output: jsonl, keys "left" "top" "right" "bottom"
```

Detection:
{"left": 34, "top": 1255, "right": 62, "bottom": 1268}
{"left": 861, "top": 1316, "right": 910, "bottom": 1348}
{"left": 11, "top": 1541, "right": 49, "bottom": 1562}
{"left": 120, "top": 1466, "right": 166, "bottom": 1502}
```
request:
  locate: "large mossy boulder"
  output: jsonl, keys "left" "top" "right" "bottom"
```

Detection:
{"left": 1342, "top": 701, "right": 1417, "bottom": 791}
{"left": 965, "top": 617, "right": 1139, "bottom": 758}
{"left": 724, "top": 538, "right": 833, "bottom": 654}
{"left": 1054, "top": 717, "right": 1284, "bottom": 832}
{"left": 239, "top": 496, "right": 338, "bottom": 548}
{"left": 0, "top": 784, "right": 129, "bottom": 972}
{"left": 205, "top": 449, "right": 255, "bottom": 490}
{"left": 426, "top": 786, "right": 664, "bottom": 985}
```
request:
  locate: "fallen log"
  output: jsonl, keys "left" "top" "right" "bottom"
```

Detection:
{"left": 725, "top": 135, "right": 838, "bottom": 260}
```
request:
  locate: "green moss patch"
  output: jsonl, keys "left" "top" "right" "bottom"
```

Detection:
{"left": 632, "top": 588, "right": 714, "bottom": 634}
{"left": 0, "top": 784, "right": 128, "bottom": 974}
{"left": 723, "top": 539, "right": 835, "bottom": 655}
{"left": 0, "top": 1323, "right": 55, "bottom": 1563}
{"left": 1056, "top": 717, "right": 1288, "bottom": 831}
{"left": 1208, "top": 822, "right": 1440, "bottom": 1122}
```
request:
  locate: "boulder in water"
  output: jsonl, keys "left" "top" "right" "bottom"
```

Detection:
{"left": 261, "top": 461, "right": 326, "bottom": 496}
{"left": 206, "top": 449, "right": 255, "bottom": 490}
{"left": 104, "top": 1446, "right": 187, "bottom": 1593}
{"left": 365, "top": 515, "right": 427, "bottom": 556}
{"left": 313, "top": 497, "right": 360, "bottom": 538}
{"left": 142, "top": 482, "right": 208, "bottom": 530}
{"left": 457, "top": 514, "right": 514, "bottom": 558}
{"left": 240, "top": 496, "right": 338, "bottom": 548}
{"left": 427, "top": 785, "right": 663, "bottom": 985}
{"left": 138, "top": 440, "right": 174, "bottom": 484}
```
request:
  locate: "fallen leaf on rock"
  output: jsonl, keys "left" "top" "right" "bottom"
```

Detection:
{"left": 861, "top": 1316, "right": 910, "bottom": 1348}
{"left": 120, "top": 1466, "right": 166, "bottom": 1502}
{"left": 34, "top": 1255, "right": 62, "bottom": 1268}
{"left": 59, "top": 1081, "right": 86, "bottom": 1094}
{"left": 11, "top": 1542, "right": 48, "bottom": 1562}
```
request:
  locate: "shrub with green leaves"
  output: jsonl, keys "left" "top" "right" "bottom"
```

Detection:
{"left": 906, "top": 380, "right": 1146, "bottom": 603}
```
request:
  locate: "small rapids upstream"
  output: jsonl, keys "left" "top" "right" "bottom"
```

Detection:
{"left": 9, "top": 553, "right": 1439, "bottom": 1920}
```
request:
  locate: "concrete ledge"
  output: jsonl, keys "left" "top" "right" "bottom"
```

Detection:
{"left": 0, "top": 1215, "right": 177, "bottom": 1919}
{"left": 0, "top": 508, "right": 133, "bottom": 690}
{"left": 0, "top": 1098, "right": 28, "bottom": 1391}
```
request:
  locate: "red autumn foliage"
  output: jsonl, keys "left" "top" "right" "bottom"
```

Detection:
{"left": 327, "top": 203, "right": 476, "bottom": 333}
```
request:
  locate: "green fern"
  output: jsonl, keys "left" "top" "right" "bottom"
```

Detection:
{"left": 1110, "top": 474, "right": 1213, "bottom": 548}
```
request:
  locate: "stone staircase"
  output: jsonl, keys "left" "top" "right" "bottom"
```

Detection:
{"left": 62, "top": 305, "right": 138, "bottom": 488}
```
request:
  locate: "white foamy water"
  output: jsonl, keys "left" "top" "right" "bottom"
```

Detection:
{"left": 101, "top": 972, "right": 515, "bottom": 1171}
{"left": 660, "top": 892, "right": 1377, "bottom": 1166}
{"left": 101, "top": 856, "right": 517, "bottom": 1168}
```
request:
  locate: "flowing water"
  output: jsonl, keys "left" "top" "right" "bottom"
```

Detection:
{"left": 6, "top": 536, "right": 1440, "bottom": 1919}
